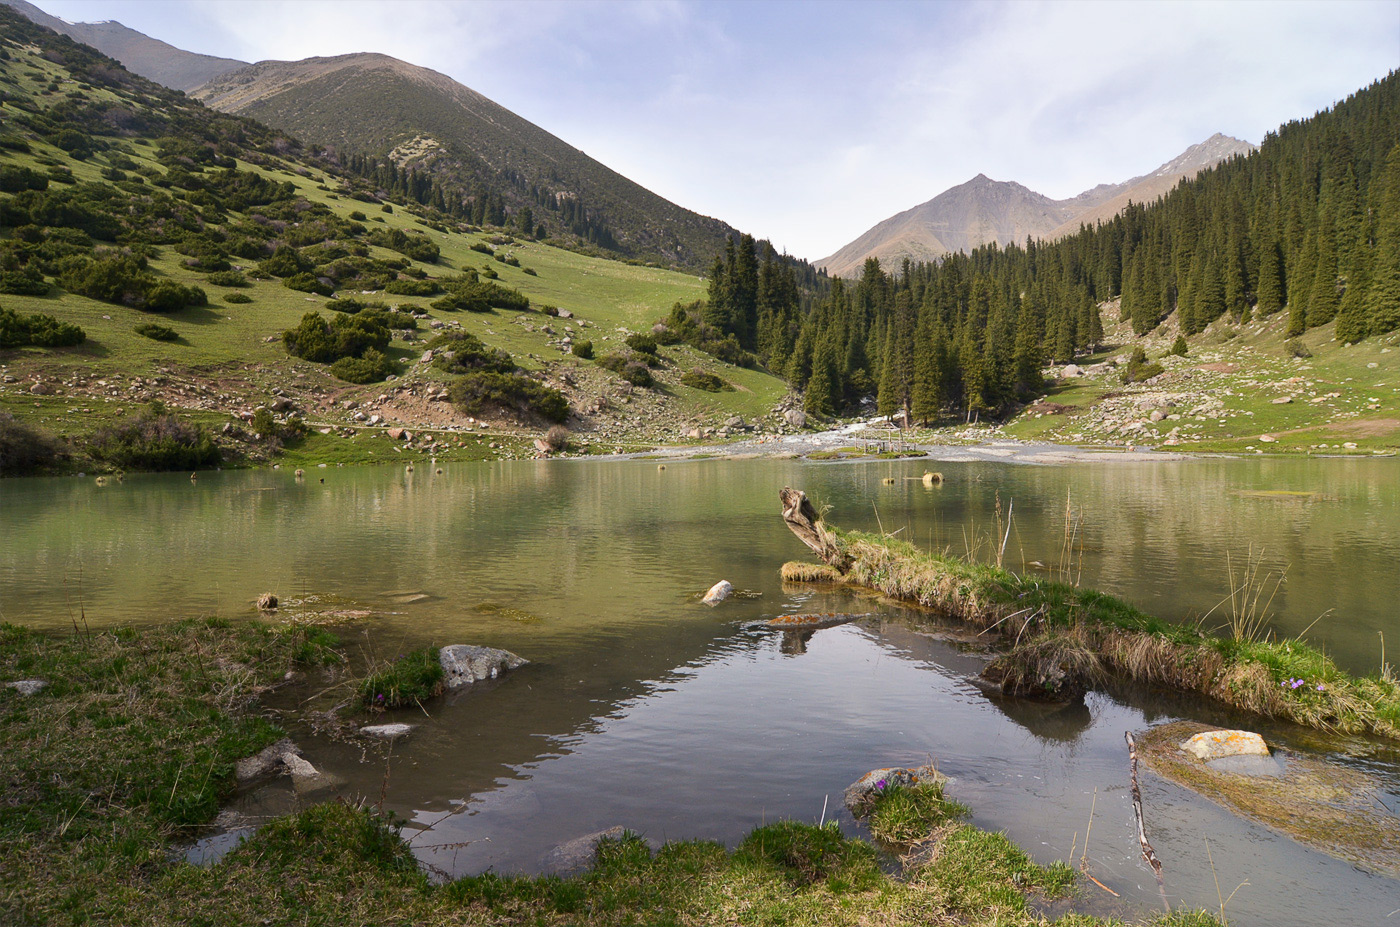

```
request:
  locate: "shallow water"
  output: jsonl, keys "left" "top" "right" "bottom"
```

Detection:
{"left": 4, "top": 455, "right": 1399, "bottom": 924}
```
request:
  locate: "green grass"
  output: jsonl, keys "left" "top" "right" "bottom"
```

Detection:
{"left": 0, "top": 619, "right": 1220, "bottom": 926}
{"left": 998, "top": 312, "right": 1400, "bottom": 455}
{"left": 865, "top": 782, "right": 969, "bottom": 845}
{"left": 359, "top": 645, "right": 444, "bottom": 709}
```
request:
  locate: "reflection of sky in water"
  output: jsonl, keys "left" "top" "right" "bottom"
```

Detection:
{"left": 6, "top": 458, "right": 1400, "bottom": 924}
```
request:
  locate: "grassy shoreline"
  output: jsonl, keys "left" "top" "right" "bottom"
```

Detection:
{"left": 781, "top": 523, "right": 1400, "bottom": 741}
{"left": 1, "top": 618, "right": 1220, "bottom": 926}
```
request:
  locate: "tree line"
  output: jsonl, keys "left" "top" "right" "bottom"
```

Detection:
{"left": 699, "top": 72, "right": 1399, "bottom": 422}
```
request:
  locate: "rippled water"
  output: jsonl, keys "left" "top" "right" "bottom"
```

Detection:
{"left": 3, "top": 455, "right": 1398, "bottom": 924}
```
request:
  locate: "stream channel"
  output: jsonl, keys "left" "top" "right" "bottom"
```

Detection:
{"left": 3, "top": 453, "right": 1398, "bottom": 924}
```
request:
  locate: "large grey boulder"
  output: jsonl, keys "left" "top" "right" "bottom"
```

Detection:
{"left": 844, "top": 764, "right": 946, "bottom": 815}
{"left": 439, "top": 645, "right": 528, "bottom": 689}
{"left": 784, "top": 408, "right": 807, "bottom": 428}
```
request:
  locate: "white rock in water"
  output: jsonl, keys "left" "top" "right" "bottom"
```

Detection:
{"left": 439, "top": 645, "right": 528, "bottom": 689}
{"left": 360, "top": 723, "right": 415, "bottom": 741}
{"left": 702, "top": 580, "right": 732, "bottom": 606}
{"left": 1180, "top": 729, "right": 1270, "bottom": 761}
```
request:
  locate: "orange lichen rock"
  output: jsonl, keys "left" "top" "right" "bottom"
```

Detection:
{"left": 1180, "top": 729, "right": 1270, "bottom": 761}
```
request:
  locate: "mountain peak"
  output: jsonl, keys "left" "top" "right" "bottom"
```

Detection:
{"left": 819, "top": 134, "right": 1255, "bottom": 277}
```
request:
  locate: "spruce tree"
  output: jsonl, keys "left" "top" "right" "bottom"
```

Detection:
{"left": 1366, "top": 143, "right": 1400, "bottom": 335}
{"left": 1307, "top": 213, "right": 1341, "bottom": 326}
{"left": 1286, "top": 230, "right": 1316, "bottom": 336}
{"left": 1255, "top": 237, "right": 1285, "bottom": 315}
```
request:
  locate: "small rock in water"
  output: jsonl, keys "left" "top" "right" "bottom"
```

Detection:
{"left": 439, "top": 644, "right": 528, "bottom": 689}
{"left": 6, "top": 679, "right": 47, "bottom": 696}
{"left": 360, "top": 723, "right": 415, "bottom": 741}
{"left": 702, "top": 580, "right": 732, "bottom": 606}
{"left": 1180, "top": 729, "right": 1269, "bottom": 761}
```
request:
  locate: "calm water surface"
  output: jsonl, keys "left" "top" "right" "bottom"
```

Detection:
{"left": 3, "top": 456, "right": 1398, "bottom": 925}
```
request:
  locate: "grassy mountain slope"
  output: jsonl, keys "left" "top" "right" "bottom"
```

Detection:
{"left": 0, "top": 9, "right": 789, "bottom": 474}
{"left": 192, "top": 53, "right": 739, "bottom": 272}
{"left": 819, "top": 136, "right": 1254, "bottom": 278}
{"left": 0, "top": 0, "right": 248, "bottom": 91}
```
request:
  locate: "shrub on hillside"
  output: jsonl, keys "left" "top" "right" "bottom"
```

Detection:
{"left": 570, "top": 339, "right": 594, "bottom": 359}
{"left": 134, "top": 322, "right": 178, "bottom": 341}
{"left": 223, "top": 292, "right": 252, "bottom": 304}
{"left": 88, "top": 405, "right": 220, "bottom": 471}
{"left": 257, "top": 245, "right": 311, "bottom": 278}
{"left": 0, "top": 264, "right": 50, "bottom": 296}
{"left": 329, "top": 348, "right": 399, "bottom": 384}
{"left": 428, "top": 331, "right": 515, "bottom": 375}
{"left": 282, "top": 311, "right": 390, "bottom": 365}
{"left": 0, "top": 412, "right": 62, "bottom": 475}
{"left": 367, "top": 227, "right": 439, "bottom": 264}
{"left": 449, "top": 371, "right": 568, "bottom": 423}
{"left": 206, "top": 270, "right": 249, "bottom": 287}
{"left": 1120, "top": 346, "right": 1164, "bottom": 384}
{"left": 680, "top": 368, "right": 733, "bottom": 392}
{"left": 142, "top": 280, "right": 206, "bottom": 311}
{"left": 282, "top": 272, "right": 333, "bottom": 297}
{"left": 0, "top": 305, "right": 85, "bottom": 348}
{"left": 597, "top": 352, "right": 654, "bottom": 388}
{"left": 1168, "top": 335, "right": 1189, "bottom": 357}
{"left": 383, "top": 278, "right": 441, "bottom": 296}
{"left": 624, "top": 333, "right": 658, "bottom": 355}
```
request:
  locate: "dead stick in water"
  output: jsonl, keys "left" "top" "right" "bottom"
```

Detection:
{"left": 1126, "top": 731, "right": 1170, "bottom": 913}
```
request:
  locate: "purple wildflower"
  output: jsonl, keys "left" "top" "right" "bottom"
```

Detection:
{"left": 876, "top": 779, "right": 887, "bottom": 790}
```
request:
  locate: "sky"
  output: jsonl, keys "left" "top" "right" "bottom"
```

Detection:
{"left": 29, "top": 0, "right": 1400, "bottom": 262}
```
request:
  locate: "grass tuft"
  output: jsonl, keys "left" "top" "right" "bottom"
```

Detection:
{"left": 359, "top": 646, "right": 444, "bottom": 709}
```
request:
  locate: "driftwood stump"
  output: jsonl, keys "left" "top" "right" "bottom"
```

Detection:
{"left": 780, "top": 487, "right": 851, "bottom": 572}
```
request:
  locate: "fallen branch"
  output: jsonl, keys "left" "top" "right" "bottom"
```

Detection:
{"left": 1126, "top": 731, "right": 1169, "bottom": 913}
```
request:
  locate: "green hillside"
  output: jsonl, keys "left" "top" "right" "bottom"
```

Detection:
{"left": 193, "top": 53, "right": 739, "bottom": 272}
{"left": 0, "top": 8, "right": 790, "bottom": 475}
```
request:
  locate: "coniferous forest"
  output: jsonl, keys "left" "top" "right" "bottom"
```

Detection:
{"left": 699, "top": 72, "right": 1400, "bottom": 422}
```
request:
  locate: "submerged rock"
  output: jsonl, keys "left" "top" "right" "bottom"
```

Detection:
{"left": 234, "top": 738, "right": 303, "bottom": 784}
{"left": 439, "top": 644, "right": 528, "bottom": 689}
{"left": 542, "top": 827, "right": 658, "bottom": 873}
{"left": 702, "top": 580, "right": 732, "bottom": 606}
{"left": 360, "top": 723, "right": 415, "bottom": 741}
{"left": 765, "top": 613, "right": 862, "bottom": 631}
{"left": 1180, "top": 729, "right": 1270, "bottom": 761}
{"left": 844, "top": 764, "right": 945, "bottom": 814}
